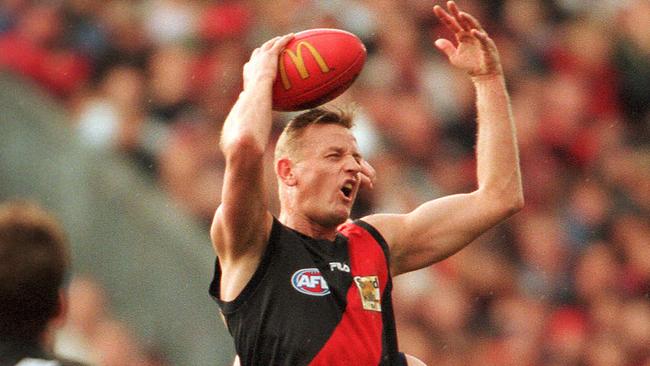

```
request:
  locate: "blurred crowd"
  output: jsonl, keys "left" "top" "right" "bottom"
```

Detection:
{"left": 1, "top": 0, "right": 648, "bottom": 365}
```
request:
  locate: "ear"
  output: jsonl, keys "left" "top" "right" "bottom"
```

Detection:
{"left": 50, "top": 289, "right": 68, "bottom": 329}
{"left": 41, "top": 290, "right": 68, "bottom": 350}
{"left": 276, "top": 158, "right": 297, "bottom": 186}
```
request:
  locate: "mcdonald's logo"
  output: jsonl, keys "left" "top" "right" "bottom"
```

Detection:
{"left": 279, "top": 41, "right": 331, "bottom": 90}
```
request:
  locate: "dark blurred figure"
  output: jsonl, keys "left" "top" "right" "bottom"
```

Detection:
{"left": 614, "top": 0, "right": 650, "bottom": 145}
{"left": 0, "top": 200, "right": 87, "bottom": 366}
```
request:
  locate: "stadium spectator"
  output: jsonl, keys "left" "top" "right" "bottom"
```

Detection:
{"left": 0, "top": 200, "right": 87, "bottom": 366}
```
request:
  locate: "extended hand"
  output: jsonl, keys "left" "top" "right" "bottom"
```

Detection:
{"left": 242, "top": 34, "right": 295, "bottom": 90}
{"left": 433, "top": 1, "right": 502, "bottom": 77}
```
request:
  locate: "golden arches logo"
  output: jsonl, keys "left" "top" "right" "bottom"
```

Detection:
{"left": 279, "top": 41, "right": 331, "bottom": 90}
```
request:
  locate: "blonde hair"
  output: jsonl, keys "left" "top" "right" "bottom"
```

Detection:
{"left": 274, "top": 106, "right": 356, "bottom": 162}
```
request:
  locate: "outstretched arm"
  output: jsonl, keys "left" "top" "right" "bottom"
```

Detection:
{"left": 363, "top": 1, "right": 523, "bottom": 276}
{"left": 210, "top": 34, "right": 293, "bottom": 299}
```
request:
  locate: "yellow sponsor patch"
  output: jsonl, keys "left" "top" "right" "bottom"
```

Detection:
{"left": 354, "top": 275, "right": 381, "bottom": 312}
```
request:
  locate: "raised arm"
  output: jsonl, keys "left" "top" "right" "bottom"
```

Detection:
{"left": 363, "top": 1, "right": 523, "bottom": 276}
{"left": 210, "top": 34, "right": 293, "bottom": 299}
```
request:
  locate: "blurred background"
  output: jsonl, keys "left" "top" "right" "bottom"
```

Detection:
{"left": 0, "top": 0, "right": 648, "bottom": 365}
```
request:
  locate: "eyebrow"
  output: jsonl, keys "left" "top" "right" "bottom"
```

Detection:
{"left": 326, "top": 146, "right": 362, "bottom": 159}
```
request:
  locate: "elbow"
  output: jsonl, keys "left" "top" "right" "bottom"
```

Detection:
{"left": 479, "top": 184, "right": 525, "bottom": 219}
{"left": 507, "top": 190, "right": 525, "bottom": 215}
{"left": 501, "top": 182, "right": 525, "bottom": 217}
{"left": 493, "top": 193, "right": 524, "bottom": 221}
{"left": 510, "top": 175, "right": 525, "bottom": 213}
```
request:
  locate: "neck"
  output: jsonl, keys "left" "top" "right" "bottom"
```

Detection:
{"left": 279, "top": 210, "right": 339, "bottom": 241}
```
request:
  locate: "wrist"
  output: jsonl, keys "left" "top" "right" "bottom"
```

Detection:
{"left": 471, "top": 73, "right": 506, "bottom": 86}
{"left": 242, "top": 77, "right": 274, "bottom": 95}
{"left": 249, "top": 74, "right": 276, "bottom": 87}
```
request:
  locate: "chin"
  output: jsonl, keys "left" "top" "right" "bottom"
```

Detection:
{"left": 320, "top": 210, "right": 349, "bottom": 228}
{"left": 332, "top": 210, "right": 351, "bottom": 225}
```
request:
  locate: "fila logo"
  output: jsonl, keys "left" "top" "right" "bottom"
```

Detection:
{"left": 279, "top": 41, "right": 331, "bottom": 90}
{"left": 329, "top": 262, "right": 350, "bottom": 272}
{"left": 291, "top": 268, "right": 330, "bottom": 296}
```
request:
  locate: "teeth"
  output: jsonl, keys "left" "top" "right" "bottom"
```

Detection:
{"left": 343, "top": 182, "right": 353, "bottom": 190}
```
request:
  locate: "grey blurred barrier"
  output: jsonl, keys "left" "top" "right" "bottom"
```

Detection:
{"left": 0, "top": 72, "right": 234, "bottom": 366}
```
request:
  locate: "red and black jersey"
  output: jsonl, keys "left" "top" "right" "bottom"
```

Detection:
{"left": 209, "top": 218, "right": 405, "bottom": 366}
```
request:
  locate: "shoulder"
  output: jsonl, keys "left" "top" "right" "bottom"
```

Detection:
{"left": 338, "top": 219, "right": 390, "bottom": 259}
{"left": 339, "top": 219, "right": 387, "bottom": 246}
{"left": 354, "top": 213, "right": 404, "bottom": 249}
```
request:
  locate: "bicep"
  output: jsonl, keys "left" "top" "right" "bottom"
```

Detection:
{"left": 365, "top": 191, "right": 509, "bottom": 275}
{"left": 210, "top": 150, "right": 270, "bottom": 260}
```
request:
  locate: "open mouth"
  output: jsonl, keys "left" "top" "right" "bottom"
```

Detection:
{"left": 341, "top": 182, "right": 353, "bottom": 199}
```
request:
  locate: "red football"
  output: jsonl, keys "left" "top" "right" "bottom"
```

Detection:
{"left": 272, "top": 28, "right": 367, "bottom": 111}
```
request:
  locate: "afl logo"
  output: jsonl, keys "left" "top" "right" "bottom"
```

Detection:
{"left": 291, "top": 268, "right": 330, "bottom": 296}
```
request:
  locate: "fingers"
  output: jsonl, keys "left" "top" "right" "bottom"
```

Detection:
{"left": 261, "top": 33, "right": 295, "bottom": 53}
{"left": 250, "top": 33, "right": 294, "bottom": 59}
{"left": 434, "top": 1, "right": 491, "bottom": 55}
{"left": 447, "top": 1, "right": 471, "bottom": 32}
{"left": 434, "top": 38, "right": 456, "bottom": 59}
{"left": 433, "top": 5, "right": 462, "bottom": 33}
{"left": 459, "top": 11, "right": 485, "bottom": 32}
{"left": 359, "top": 159, "right": 376, "bottom": 190}
{"left": 360, "top": 159, "right": 376, "bottom": 180}
{"left": 471, "top": 29, "right": 493, "bottom": 51}
{"left": 274, "top": 33, "right": 295, "bottom": 51}
{"left": 434, "top": 1, "right": 485, "bottom": 34}
{"left": 247, "top": 33, "right": 295, "bottom": 67}
{"left": 469, "top": 29, "right": 502, "bottom": 76}
{"left": 261, "top": 36, "right": 281, "bottom": 51}
{"left": 359, "top": 174, "right": 373, "bottom": 191}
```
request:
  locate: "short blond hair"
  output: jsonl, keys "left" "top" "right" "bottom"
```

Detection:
{"left": 274, "top": 106, "right": 355, "bottom": 162}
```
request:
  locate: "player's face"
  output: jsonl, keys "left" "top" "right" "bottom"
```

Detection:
{"left": 291, "top": 124, "right": 362, "bottom": 227}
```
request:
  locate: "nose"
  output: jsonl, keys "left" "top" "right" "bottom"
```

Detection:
{"left": 343, "top": 155, "right": 361, "bottom": 174}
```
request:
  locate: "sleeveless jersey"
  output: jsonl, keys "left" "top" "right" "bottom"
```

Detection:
{"left": 209, "top": 218, "right": 405, "bottom": 366}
